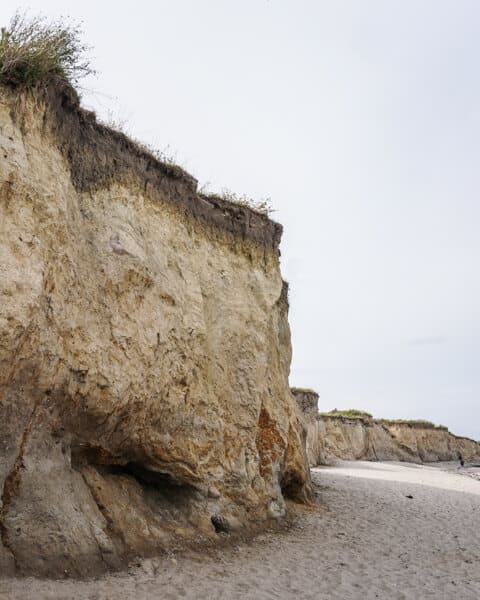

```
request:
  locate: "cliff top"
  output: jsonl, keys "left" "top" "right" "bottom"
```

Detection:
{"left": 378, "top": 419, "right": 448, "bottom": 431}
{"left": 320, "top": 409, "right": 373, "bottom": 420}
{"left": 319, "top": 411, "right": 449, "bottom": 430}
{"left": 0, "top": 14, "right": 283, "bottom": 250}
{"left": 291, "top": 387, "right": 319, "bottom": 397}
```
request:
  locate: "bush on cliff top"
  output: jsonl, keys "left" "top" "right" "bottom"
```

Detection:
{"left": 321, "top": 409, "right": 373, "bottom": 419}
{"left": 0, "top": 12, "right": 92, "bottom": 88}
{"left": 0, "top": 13, "right": 275, "bottom": 220}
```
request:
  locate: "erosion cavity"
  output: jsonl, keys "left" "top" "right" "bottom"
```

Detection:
{"left": 71, "top": 445, "right": 200, "bottom": 516}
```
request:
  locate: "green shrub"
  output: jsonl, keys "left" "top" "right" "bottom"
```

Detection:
{"left": 0, "top": 11, "right": 92, "bottom": 88}
{"left": 321, "top": 409, "right": 373, "bottom": 419}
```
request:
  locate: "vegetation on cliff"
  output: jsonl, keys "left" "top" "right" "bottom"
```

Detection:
{"left": 290, "top": 387, "right": 318, "bottom": 395}
{"left": 378, "top": 419, "right": 447, "bottom": 431}
{"left": 202, "top": 188, "right": 274, "bottom": 217}
{"left": 0, "top": 12, "right": 92, "bottom": 89}
{"left": 0, "top": 12, "right": 276, "bottom": 222}
{"left": 318, "top": 410, "right": 446, "bottom": 429}
{"left": 321, "top": 409, "right": 373, "bottom": 420}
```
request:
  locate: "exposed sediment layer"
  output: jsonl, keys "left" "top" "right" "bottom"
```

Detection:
{"left": 0, "top": 83, "right": 310, "bottom": 577}
{"left": 291, "top": 390, "right": 480, "bottom": 466}
{"left": 8, "top": 84, "right": 282, "bottom": 249}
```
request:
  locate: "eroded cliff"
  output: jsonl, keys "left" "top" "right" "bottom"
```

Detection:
{"left": 292, "top": 390, "right": 480, "bottom": 466}
{"left": 0, "top": 84, "right": 310, "bottom": 577}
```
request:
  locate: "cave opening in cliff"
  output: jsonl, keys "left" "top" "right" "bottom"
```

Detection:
{"left": 280, "top": 472, "right": 308, "bottom": 502}
{"left": 108, "top": 462, "right": 197, "bottom": 496}
{"left": 71, "top": 443, "right": 200, "bottom": 510}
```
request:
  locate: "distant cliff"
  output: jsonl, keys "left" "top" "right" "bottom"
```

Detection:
{"left": 0, "top": 82, "right": 310, "bottom": 577}
{"left": 291, "top": 389, "right": 480, "bottom": 466}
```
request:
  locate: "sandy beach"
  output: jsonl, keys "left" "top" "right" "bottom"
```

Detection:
{"left": 1, "top": 461, "right": 479, "bottom": 600}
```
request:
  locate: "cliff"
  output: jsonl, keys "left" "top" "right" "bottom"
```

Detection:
{"left": 289, "top": 389, "right": 323, "bottom": 467}
{"left": 0, "top": 83, "right": 310, "bottom": 577}
{"left": 291, "top": 390, "right": 480, "bottom": 466}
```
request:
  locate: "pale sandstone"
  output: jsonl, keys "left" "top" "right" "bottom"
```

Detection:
{"left": 291, "top": 389, "right": 480, "bottom": 466}
{"left": 0, "top": 85, "right": 310, "bottom": 577}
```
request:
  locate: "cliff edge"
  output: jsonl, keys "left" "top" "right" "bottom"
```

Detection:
{"left": 0, "top": 84, "right": 310, "bottom": 577}
{"left": 291, "top": 389, "right": 480, "bottom": 466}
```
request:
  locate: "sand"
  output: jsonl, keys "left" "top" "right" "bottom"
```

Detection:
{"left": 1, "top": 461, "right": 480, "bottom": 599}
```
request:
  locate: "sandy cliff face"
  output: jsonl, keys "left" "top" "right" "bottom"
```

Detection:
{"left": 316, "top": 418, "right": 412, "bottom": 464}
{"left": 292, "top": 391, "right": 480, "bottom": 467}
{"left": 318, "top": 418, "right": 480, "bottom": 465}
{"left": 0, "top": 85, "right": 310, "bottom": 577}
{"left": 381, "top": 423, "right": 480, "bottom": 463}
{"left": 290, "top": 389, "right": 323, "bottom": 467}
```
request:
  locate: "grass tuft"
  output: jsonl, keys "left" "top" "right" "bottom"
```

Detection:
{"left": 203, "top": 188, "right": 274, "bottom": 216}
{"left": 99, "top": 113, "right": 189, "bottom": 181}
{"left": 378, "top": 419, "right": 448, "bottom": 430}
{"left": 320, "top": 409, "right": 373, "bottom": 419}
{"left": 0, "top": 11, "right": 93, "bottom": 89}
{"left": 291, "top": 387, "right": 318, "bottom": 395}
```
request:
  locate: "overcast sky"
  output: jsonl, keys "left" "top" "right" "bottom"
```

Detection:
{"left": 2, "top": 1, "right": 479, "bottom": 439}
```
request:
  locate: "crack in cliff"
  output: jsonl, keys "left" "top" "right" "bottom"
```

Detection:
{"left": 0, "top": 399, "right": 42, "bottom": 570}
{"left": 77, "top": 460, "right": 201, "bottom": 565}
{"left": 0, "top": 318, "right": 37, "bottom": 388}
{"left": 365, "top": 426, "right": 378, "bottom": 461}
{"left": 78, "top": 468, "right": 128, "bottom": 560}
{"left": 76, "top": 468, "right": 124, "bottom": 568}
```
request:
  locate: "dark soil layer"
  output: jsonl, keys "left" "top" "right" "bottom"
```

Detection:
{"left": 5, "top": 81, "right": 282, "bottom": 250}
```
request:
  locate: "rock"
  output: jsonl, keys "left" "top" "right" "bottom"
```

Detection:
{"left": 211, "top": 514, "right": 230, "bottom": 534}
{"left": 224, "top": 516, "right": 243, "bottom": 532}
{"left": 210, "top": 513, "right": 243, "bottom": 534}
{"left": 0, "top": 83, "right": 311, "bottom": 577}
{"left": 292, "top": 389, "right": 480, "bottom": 466}
{"left": 208, "top": 486, "right": 221, "bottom": 499}
{"left": 268, "top": 499, "right": 286, "bottom": 519}
{"left": 291, "top": 389, "right": 322, "bottom": 466}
